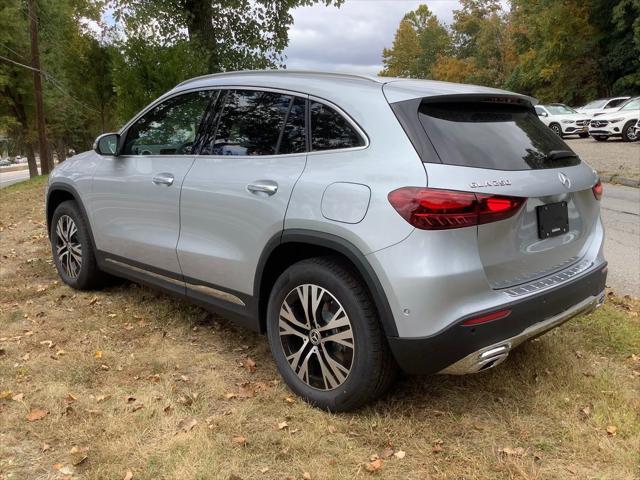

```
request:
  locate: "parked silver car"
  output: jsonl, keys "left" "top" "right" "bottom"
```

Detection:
{"left": 46, "top": 71, "right": 607, "bottom": 411}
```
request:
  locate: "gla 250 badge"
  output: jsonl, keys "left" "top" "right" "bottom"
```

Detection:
{"left": 469, "top": 179, "right": 512, "bottom": 188}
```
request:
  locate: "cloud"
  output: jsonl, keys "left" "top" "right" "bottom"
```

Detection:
{"left": 284, "top": 0, "right": 461, "bottom": 75}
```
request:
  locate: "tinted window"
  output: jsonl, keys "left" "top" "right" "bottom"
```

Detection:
{"left": 620, "top": 99, "right": 639, "bottom": 111}
{"left": 201, "top": 90, "right": 292, "bottom": 156}
{"left": 310, "top": 102, "right": 364, "bottom": 151}
{"left": 607, "top": 98, "right": 629, "bottom": 108}
{"left": 123, "top": 91, "right": 212, "bottom": 155}
{"left": 415, "top": 101, "right": 580, "bottom": 170}
{"left": 279, "top": 97, "right": 307, "bottom": 154}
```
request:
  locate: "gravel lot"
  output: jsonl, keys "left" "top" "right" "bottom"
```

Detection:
{"left": 565, "top": 137, "right": 640, "bottom": 183}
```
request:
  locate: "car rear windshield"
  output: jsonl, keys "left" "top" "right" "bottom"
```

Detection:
{"left": 412, "top": 100, "right": 581, "bottom": 170}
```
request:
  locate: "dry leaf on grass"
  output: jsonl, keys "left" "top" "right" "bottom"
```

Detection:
{"left": 365, "top": 458, "right": 383, "bottom": 473}
{"left": 606, "top": 425, "right": 617, "bottom": 436}
{"left": 0, "top": 390, "right": 13, "bottom": 399}
{"left": 123, "top": 470, "right": 133, "bottom": 480}
{"left": 277, "top": 421, "right": 289, "bottom": 430}
{"left": 94, "top": 350, "right": 103, "bottom": 359}
{"left": 177, "top": 417, "right": 198, "bottom": 433}
{"left": 232, "top": 435, "right": 247, "bottom": 446}
{"left": 393, "top": 450, "right": 406, "bottom": 459}
{"left": 303, "top": 472, "right": 312, "bottom": 480}
{"left": 26, "top": 408, "right": 48, "bottom": 422}
{"left": 241, "top": 357, "right": 257, "bottom": 373}
{"left": 499, "top": 447, "right": 526, "bottom": 457}
{"left": 12, "top": 393, "right": 24, "bottom": 402}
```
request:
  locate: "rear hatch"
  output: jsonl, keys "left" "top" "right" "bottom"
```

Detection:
{"left": 387, "top": 92, "right": 601, "bottom": 289}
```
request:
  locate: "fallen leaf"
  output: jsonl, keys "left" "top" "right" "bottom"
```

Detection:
{"left": 393, "top": 450, "right": 406, "bottom": 459}
{"left": 66, "top": 393, "right": 77, "bottom": 403}
{"left": 12, "top": 393, "right": 24, "bottom": 402}
{"left": 26, "top": 408, "right": 48, "bottom": 422}
{"left": 94, "top": 350, "right": 103, "bottom": 359}
{"left": 259, "top": 467, "right": 270, "bottom": 474}
{"left": 88, "top": 296, "right": 98, "bottom": 305}
{"left": 365, "top": 458, "right": 383, "bottom": 473}
{"left": 100, "top": 364, "right": 109, "bottom": 370}
{"left": 40, "top": 340, "right": 54, "bottom": 348}
{"left": 380, "top": 447, "right": 394, "bottom": 459}
{"left": 303, "top": 472, "right": 312, "bottom": 480}
{"left": 123, "top": 471, "right": 133, "bottom": 480}
{"left": 232, "top": 435, "right": 247, "bottom": 446}
{"left": 284, "top": 396, "right": 295, "bottom": 404}
{"left": 224, "top": 392, "right": 238, "bottom": 400}
{"left": 0, "top": 390, "right": 13, "bottom": 399}
{"left": 606, "top": 425, "right": 617, "bottom": 436}
{"left": 42, "top": 443, "right": 51, "bottom": 452}
{"left": 579, "top": 404, "right": 592, "bottom": 419}
{"left": 177, "top": 417, "right": 198, "bottom": 432}
{"left": 277, "top": 421, "right": 289, "bottom": 430}
{"left": 499, "top": 447, "right": 525, "bottom": 457}
{"left": 241, "top": 357, "right": 257, "bottom": 373}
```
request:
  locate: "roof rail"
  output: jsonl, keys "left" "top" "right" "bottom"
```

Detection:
{"left": 175, "top": 69, "right": 384, "bottom": 88}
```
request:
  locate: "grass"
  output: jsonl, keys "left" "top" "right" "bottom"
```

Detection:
{"left": 1, "top": 178, "right": 639, "bottom": 480}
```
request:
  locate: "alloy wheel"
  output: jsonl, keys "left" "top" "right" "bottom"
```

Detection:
{"left": 55, "top": 214, "right": 82, "bottom": 278}
{"left": 551, "top": 124, "right": 561, "bottom": 136}
{"left": 278, "top": 284, "right": 355, "bottom": 390}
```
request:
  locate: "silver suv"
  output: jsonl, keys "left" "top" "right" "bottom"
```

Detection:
{"left": 46, "top": 71, "right": 607, "bottom": 411}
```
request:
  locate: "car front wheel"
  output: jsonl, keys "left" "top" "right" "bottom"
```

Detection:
{"left": 266, "top": 257, "right": 396, "bottom": 411}
{"left": 549, "top": 123, "right": 563, "bottom": 137}
{"left": 621, "top": 120, "right": 639, "bottom": 142}
{"left": 50, "top": 200, "right": 104, "bottom": 290}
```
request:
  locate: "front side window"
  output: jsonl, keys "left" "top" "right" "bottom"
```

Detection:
{"left": 310, "top": 102, "right": 364, "bottom": 151}
{"left": 201, "top": 90, "right": 295, "bottom": 156}
{"left": 546, "top": 105, "right": 575, "bottom": 115}
{"left": 123, "top": 91, "right": 212, "bottom": 155}
{"left": 534, "top": 106, "right": 546, "bottom": 116}
{"left": 620, "top": 99, "right": 640, "bottom": 111}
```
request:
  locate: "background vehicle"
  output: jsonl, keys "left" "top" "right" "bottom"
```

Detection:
{"left": 575, "top": 96, "right": 630, "bottom": 117}
{"left": 588, "top": 97, "right": 640, "bottom": 142}
{"left": 535, "top": 104, "right": 591, "bottom": 137}
{"left": 46, "top": 71, "right": 607, "bottom": 411}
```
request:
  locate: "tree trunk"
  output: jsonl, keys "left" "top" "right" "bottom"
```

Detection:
{"left": 183, "top": 0, "right": 218, "bottom": 71}
{"left": 25, "top": 140, "right": 38, "bottom": 178}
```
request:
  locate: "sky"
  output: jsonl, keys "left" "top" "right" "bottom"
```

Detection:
{"left": 283, "top": 0, "right": 461, "bottom": 75}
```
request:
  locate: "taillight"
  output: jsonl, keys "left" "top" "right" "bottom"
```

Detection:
{"left": 592, "top": 179, "right": 603, "bottom": 200}
{"left": 388, "top": 187, "right": 526, "bottom": 230}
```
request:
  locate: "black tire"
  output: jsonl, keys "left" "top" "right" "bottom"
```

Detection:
{"left": 50, "top": 200, "right": 105, "bottom": 290}
{"left": 579, "top": 132, "right": 589, "bottom": 138}
{"left": 593, "top": 135, "right": 608, "bottom": 142}
{"left": 266, "top": 256, "right": 396, "bottom": 411}
{"left": 549, "top": 123, "right": 563, "bottom": 137}
{"left": 621, "top": 120, "right": 639, "bottom": 142}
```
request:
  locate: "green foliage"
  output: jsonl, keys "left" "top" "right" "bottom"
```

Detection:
{"left": 382, "top": 0, "right": 640, "bottom": 104}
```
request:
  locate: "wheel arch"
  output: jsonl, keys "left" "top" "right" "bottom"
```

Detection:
{"left": 46, "top": 183, "right": 97, "bottom": 251}
{"left": 254, "top": 230, "right": 398, "bottom": 337}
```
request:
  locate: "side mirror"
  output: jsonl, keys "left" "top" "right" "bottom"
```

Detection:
{"left": 94, "top": 133, "right": 120, "bottom": 156}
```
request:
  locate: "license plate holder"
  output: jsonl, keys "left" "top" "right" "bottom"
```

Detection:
{"left": 536, "top": 201, "right": 569, "bottom": 239}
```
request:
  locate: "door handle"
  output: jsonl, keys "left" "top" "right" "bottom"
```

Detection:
{"left": 152, "top": 173, "right": 174, "bottom": 186}
{"left": 247, "top": 181, "right": 278, "bottom": 195}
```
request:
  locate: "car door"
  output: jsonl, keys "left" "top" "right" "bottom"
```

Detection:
{"left": 177, "top": 88, "right": 307, "bottom": 305}
{"left": 89, "top": 90, "right": 213, "bottom": 285}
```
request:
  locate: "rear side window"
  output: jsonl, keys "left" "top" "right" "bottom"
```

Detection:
{"left": 279, "top": 97, "right": 307, "bottom": 154}
{"left": 201, "top": 90, "right": 293, "bottom": 156}
{"left": 310, "top": 102, "right": 364, "bottom": 151}
{"left": 403, "top": 100, "right": 580, "bottom": 170}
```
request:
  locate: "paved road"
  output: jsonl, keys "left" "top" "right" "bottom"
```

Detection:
{"left": 0, "top": 168, "right": 31, "bottom": 188}
{"left": 601, "top": 184, "right": 640, "bottom": 297}
{"left": 1, "top": 168, "right": 638, "bottom": 295}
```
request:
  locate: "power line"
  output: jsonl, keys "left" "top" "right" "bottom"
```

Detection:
{"left": 0, "top": 53, "right": 100, "bottom": 114}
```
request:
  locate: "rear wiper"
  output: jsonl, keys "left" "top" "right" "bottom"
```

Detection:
{"left": 547, "top": 150, "right": 577, "bottom": 161}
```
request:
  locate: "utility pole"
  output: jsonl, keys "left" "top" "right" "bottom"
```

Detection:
{"left": 28, "top": 0, "right": 52, "bottom": 175}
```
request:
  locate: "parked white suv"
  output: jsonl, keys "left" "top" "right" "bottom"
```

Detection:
{"left": 588, "top": 97, "right": 640, "bottom": 142}
{"left": 576, "top": 97, "right": 630, "bottom": 117}
{"left": 535, "top": 104, "right": 590, "bottom": 138}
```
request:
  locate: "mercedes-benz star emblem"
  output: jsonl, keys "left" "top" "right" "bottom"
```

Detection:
{"left": 558, "top": 172, "right": 571, "bottom": 189}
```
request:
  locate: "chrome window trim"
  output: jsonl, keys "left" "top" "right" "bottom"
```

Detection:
{"left": 118, "top": 85, "right": 370, "bottom": 159}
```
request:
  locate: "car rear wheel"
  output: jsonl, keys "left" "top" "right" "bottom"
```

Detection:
{"left": 593, "top": 135, "right": 608, "bottom": 142}
{"left": 266, "top": 256, "right": 396, "bottom": 411}
{"left": 621, "top": 120, "right": 638, "bottom": 142}
{"left": 50, "top": 200, "right": 104, "bottom": 290}
{"left": 549, "top": 123, "right": 562, "bottom": 137}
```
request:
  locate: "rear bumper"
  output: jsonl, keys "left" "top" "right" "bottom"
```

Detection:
{"left": 387, "top": 262, "right": 607, "bottom": 375}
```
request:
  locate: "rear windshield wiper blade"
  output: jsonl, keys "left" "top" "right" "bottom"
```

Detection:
{"left": 547, "top": 150, "right": 577, "bottom": 161}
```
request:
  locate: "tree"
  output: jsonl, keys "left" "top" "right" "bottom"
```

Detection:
{"left": 381, "top": 5, "right": 451, "bottom": 78}
{"left": 111, "top": 0, "right": 344, "bottom": 73}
